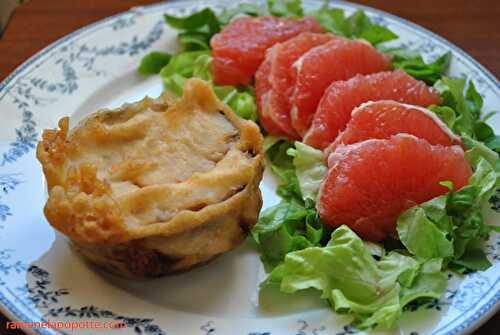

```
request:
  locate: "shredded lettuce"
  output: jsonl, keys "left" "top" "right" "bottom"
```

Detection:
{"left": 264, "top": 225, "right": 447, "bottom": 329}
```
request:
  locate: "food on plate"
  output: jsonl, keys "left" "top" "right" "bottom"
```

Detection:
{"left": 255, "top": 47, "right": 284, "bottom": 135}
{"left": 318, "top": 134, "right": 472, "bottom": 241}
{"left": 256, "top": 32, "right": 336, "bottom": 138}
{"left": 138, "top": 0, "right": 499, "bottom": 328}
{"left": 290, "top": 38, "right": 392, "bottom": 135}
{"left": 37, "top": 79, "right": 264, "bottom": 277}
{"left": 211, "top": 15, "right": 323, "bottom": 86}
{"left": 304, "top": 70, "right": 443, "bottom": 149}
{"left": 325, "top": 100, "right": 461, "bottom": 155}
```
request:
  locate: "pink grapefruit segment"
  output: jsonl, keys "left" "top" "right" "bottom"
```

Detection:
{"left": 211, "top": 16, "right": 323, "bottom": 86}
{"left": 324, "top": 100, "right": 461, "bottom": 157}
{"left": 255, "top": 47, "right": 285, "bottom": 135}
{"left": 256, "top": 32, "right": 335, "bottom": 138}
{"left": 318, "top": 134, "right": 472, "bottom": 241}
{"left": 290, "top": 38, "right": 392, "bottom": 135}
{"left": 304, "top": 70, "right": 442, "bottom": 149}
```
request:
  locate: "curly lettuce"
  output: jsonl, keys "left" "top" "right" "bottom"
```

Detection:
{"left": 397, "top": 148, "right": 499, "bottom": 273}
{"left": 264, "top": 226, "right": 447, "bottom": 329}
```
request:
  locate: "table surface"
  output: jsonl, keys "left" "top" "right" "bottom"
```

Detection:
{"left": 0, "top": 0, "right": 498, "bottom": 334}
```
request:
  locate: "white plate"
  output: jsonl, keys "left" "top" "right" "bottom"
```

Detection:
{"left": 0, "top": 1, "right": 499, "bottom": 334}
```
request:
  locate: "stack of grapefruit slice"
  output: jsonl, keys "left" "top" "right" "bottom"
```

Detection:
{"left": 211, "top": 19, "right": 471, "bottom": 241}
{"left": 211, "top": 16, "right": 323, "bottom": 86}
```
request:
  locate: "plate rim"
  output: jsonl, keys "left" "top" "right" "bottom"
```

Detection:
{"left": 0, "top": 1, "right": 498, "bottom": 334}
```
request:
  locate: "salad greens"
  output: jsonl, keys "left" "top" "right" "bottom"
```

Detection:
{"left": 252, "top": 198, "right": 327, "bottom": 271}
{"left": 434, "top": 77, "right": 499, "bottom": 149}
{"left": 397, "top": 152, "right": 498, "bottom": 273}
{"left": 258, "top": 129, "right": 498, "bottom": 330}
{"left": 288, "top": 141, "right": 328, "bottom": 201}
{"left": 164, "top": 8, "right": 220, "bottom": 51}
{"left": 268, "top": 0, "right": 304, "bottom": 17}
{"left": 264, "top": 225, "right": 447, "bottom": 329}
{"left": 145, "top": 46, "right": 258, "bottom": 120}
{"left": 384, "top": 48, "right": 451, "bottom": 84}
{"left": 138, "top": 51, "right": 171, "bottom": 75}
{"left": 138, "top": 0, "right": 499, "bottom": 329}
{"left": 311, "top": 5, "right": 397, "bottom": 46}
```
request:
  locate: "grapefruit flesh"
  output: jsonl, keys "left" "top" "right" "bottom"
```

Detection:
{"left": 324, "top": 100, "right": 461, "bottom": 157}
{"left": 211, "top": 16, "right": 323, "bottom": 86}
{"left": 290, "top": 38, "right": 392, "bottom": 135}
{"left": 303, "top": 70, "right": 442, "bottom": 149}
{"left": 256, "top": 32, "right": 335, "bottom": 138}
{"left": 318, "top": 134, "right": 472, "bottom": 241}
{"left": 255, "top": 47, "right": 285, "bottom": 135}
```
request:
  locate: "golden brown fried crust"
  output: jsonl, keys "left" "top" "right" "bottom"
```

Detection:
{"left": 37, "top": 79, "right": 264, "bottom": 277}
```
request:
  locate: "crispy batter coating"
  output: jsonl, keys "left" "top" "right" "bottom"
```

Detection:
{"left": 37, "top": 79, "right": 264, "bottom": 277}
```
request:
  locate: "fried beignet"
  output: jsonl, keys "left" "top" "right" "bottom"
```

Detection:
{"left": 37, "top": 79, "right": 264, "bottom": 277}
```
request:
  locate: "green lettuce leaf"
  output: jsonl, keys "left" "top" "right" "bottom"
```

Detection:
{"left": 435, "top": 77, "right": 475, "bottom": 136}
{"left": 462, "top": 134, "right": 499, "bottom": 167}
{"left": 486, "top": 135, "right": 500, "bottom": 153}
{"left": 428, "top": 105, "right": 456, "bottom": 129}
{"left": 164, "top": 8, "right": 220, "bottom": 33}
{"left": 164, "top": 8, "right": 220, "bottom": 51}
{"left": 311, "top": 5, "right": 398, "bottom": 45}
{"left": 158, "top": 52, "right": 258, "bottom": 120}
{"left": 267, "top": 0, "right": 303, "bottom": 17}
{"left": 434, "top": 77, "right": 499, "bottom": 149}
{"left": 138, "top": 51, "right": 172, "bottom": 75}
{"left": 264, "top": 225, "right": 446, "bottom": 329}
{"left": 253, "top": 139, "right": 329, "bottom": 270}
{"left": 177, "top": 31, "right": 211, "bottom": 51}
{"left": 160, "top": 50, "right": 210, "bottom": 79}
{"left": 396, "top": 206, "right": 454, "bottom": 259}
{"left": 218, "top": 3, "right": 267, "bottom": 25}
{"left": 214, "top": 85, "right": 258, "bottom": 121}
{"left": 162, "top": 73, "right": 186, "bottom": 96}
{"left": 400, "top": 259, "right": 448, "bottom": 307}
{"left": 382, "top": 48, "right": 451, "bottom": 84}
{"left": 192, "top": 54, "right": 212, "bottom": 80}
{"left": 159, "top": 50, "right": 209, "bottom": 95}
{"left": 265, "top": 139, "right": 303, "bottom": 202}
{"left": 252, "top": 198, "right": 326, "bottom": 270}
{"left": 397, "top": 147, "right": 499, "bottom": 273}
{"left": 287, "top": 142, "right": 327, "bottom": 202}
{"left": 433, "top": 77, "right": 500, "bottom": 176}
